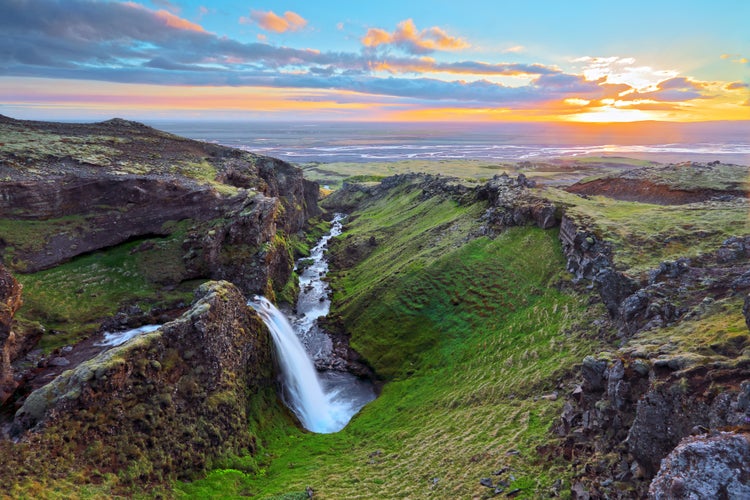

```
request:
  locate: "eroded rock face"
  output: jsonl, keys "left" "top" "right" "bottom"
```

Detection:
{"left": 180, "top": 192, "right": 293, "bottom": 295}
{"left": 557, "top": 355, "right": 750, "bottom": 498}
{"left": 11, "top": 281, "right": 275, "bottom": 481}
{"left": 649, "top": 432, "right": 750, "bottom": 499}
{"left": 0, "top": 265, "right": 30, "bottom": 405}
{"left": 0, "top": 116, "right": 319, "bottom": 274}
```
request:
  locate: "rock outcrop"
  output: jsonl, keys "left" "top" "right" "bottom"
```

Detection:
{"left": 649, "top": 432, "right": 750, "bottom": 499}
{"left": 10, "top": 281, "right": 275, "bottom": 481}
{"left": 0, "top": 116, "right": 319, "bottom": 278}
{"left": 559, "top": 216, "right": 750, "bottom": 338}
{"left": 0, "top": 264, "right": 23, "bottom": 404}
{"left": 478, "top": 173, "right": 559, "bottom": 230}
{"left": 326, "top": 172, "right": 559, "bottom": 233}
{"left": 557, "top": 354, "right": 750, "bottom": 498}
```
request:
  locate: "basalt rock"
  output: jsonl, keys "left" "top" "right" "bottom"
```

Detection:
{"left": 0, "top": 116, "right": 319, "bottom": 275}
{"left": 557, "top": 354, "right": 750, "bottom": 498}
{"left": 478, "top": 173, "right": 559, "bottom": 231}
{"left": 559, "top": 216, "right": 613, "bottom": 283}
{"left": 10, "top": 280, "right": 275, "bottom": 481}
{"left": 559, "top": 215, "right": 750, "bottom": 337}
{"left": 649, "top": 432, "right": 750, "bottom": 499}
{"left": 180, "top": 192, "right": 294, "bottom": 295}
{"left": 0, "top": 264, "right": 24, "bottom": 405}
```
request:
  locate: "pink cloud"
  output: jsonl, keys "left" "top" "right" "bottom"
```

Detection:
{"left": 362, "top": 19, "right": 469, "bottom": 54}
{"left": 241, "top": 10, "right": 308, "bottom": 33}
{"left": 123, "top": 2, "right": 205, "bottom": 32}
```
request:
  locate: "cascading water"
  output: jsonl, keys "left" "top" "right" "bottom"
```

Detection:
{"left": 250, "top": 297, "right": 341, "bottom": 433}
{"left": 249, "top": 214, "right": 375, "bottom": 433}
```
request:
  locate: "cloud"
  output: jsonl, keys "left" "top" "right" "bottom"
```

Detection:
{"left": 726, "top": 82, "right": 749, "bottom": 90}
{"left": 370, "top": 57, "right": 560, "bottom": 77}
{"left": 0, "top": 0, "right": 730, "bottom": 119}
{"left": 503, "top": 45, "right": 525, "bottom": 53}
{"left": 241, "top": 10, "right": 307, "bottom": 33}
{"left": 362, "top": 19, "right": 469, "bottom": 54}
{"left": 575, "top": 55, "right": 678, "bottom": 91}
{"left": 721, "top": 53, "right": 749, "bottom": 64}
{"left": 622, "top": 77, "right": 710, "bottom": 102}
{"left": 125, "top": 2, "right": 205, "bottom": 32}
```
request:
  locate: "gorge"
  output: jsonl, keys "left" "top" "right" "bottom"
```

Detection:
{"left": 1, "top": 116, "right": 749, "bottom": 499}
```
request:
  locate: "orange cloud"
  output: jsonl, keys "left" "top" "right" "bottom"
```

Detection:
{"left": 242, "top": 10, "right": 308, "bottom": 33}
{"left": 721, "top": 53, "right": 749, "bottom": 64}
{"left": 154, "top": 9, "right": 205, "bottom": 32}
{"left": 362, "top": 19, "right": 469, "bottom": 54}
{"left": 123, "top": 2, "right": 206, "bottom": 32}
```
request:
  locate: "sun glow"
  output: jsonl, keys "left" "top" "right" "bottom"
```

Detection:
{"left": 566, "top": 106, "right": 658, "bottom": 123}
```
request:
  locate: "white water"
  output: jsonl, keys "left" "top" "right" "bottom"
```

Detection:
{"left": 250, "top": 296, "right": 373, "bottom": 433}
{"left": 96, "top": 324, "right": 161, "bottom": 347}
{"left": 292, "top": 213, "right": 345, "bottom": 360}
{"left": 249, "top": 297, "right": 342, "bottom": 432}
{"left": 248, "top": 214, "right": 375, "bottom": 433}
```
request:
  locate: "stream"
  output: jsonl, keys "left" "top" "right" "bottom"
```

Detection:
{"left": 249, "top": 214, "right": 375, "bottom": 433}
{"left": 68, "top": 215, "right": 374, "bottom": 434}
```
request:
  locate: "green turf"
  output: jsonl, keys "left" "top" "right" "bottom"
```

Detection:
{"left": 179, "top": 180, "right": 603, "bottom": 499}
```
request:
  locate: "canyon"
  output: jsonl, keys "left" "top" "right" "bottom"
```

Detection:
{"left": 1, "top": 116, "right": 748, "bottom": 498}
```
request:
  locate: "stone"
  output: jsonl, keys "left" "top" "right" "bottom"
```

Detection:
{"left": 732, "top": 270, "right": 750, "bottom": 290}
{"left": 11, "top": 281, "right": 275, "bottom": 482}
{"left": 0, "top": 264, "right": 26, "bottom": 405}
{"left": 480, "top": 477, "right": 493, "bottom": 488}
{"left": 649, "top": 432, "right": 750, "bottom": 499}
{"left": 595, "top": 269, "right": 637, "bottom": 320}
{"left": 581, "top": 356, "right": 608, "bottom": 391}
{"left": 621, "top": 290, "right": 650, "bottom": 323}
{"left": 48, "top": 357, "right": 70, "bottom": 367}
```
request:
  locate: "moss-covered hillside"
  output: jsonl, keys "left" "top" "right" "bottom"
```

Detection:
{"left": 180, "top": 174, "right": 607, "bottom": 498}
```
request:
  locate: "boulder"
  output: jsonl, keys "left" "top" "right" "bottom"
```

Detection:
{"left": 649, "top": 432, "right": 750, "bottom": 499}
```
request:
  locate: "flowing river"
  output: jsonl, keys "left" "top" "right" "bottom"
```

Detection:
{"left": 92, "top": 215, "right": 374, "bottom": 433}
{"left": 249, "top": 215, "right": 375, "bottom": 433}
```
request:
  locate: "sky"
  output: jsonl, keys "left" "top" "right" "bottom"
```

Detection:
{"left": 0, "top": 0, "right": 748, "bottom": 122}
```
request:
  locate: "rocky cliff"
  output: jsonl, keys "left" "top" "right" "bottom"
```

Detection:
{"left": 0, "top": 115, "right": 319, "bottom": 284}
{"left": 6, "top": 280, "right": 276, "bottom": 483}
{"left": 552, "top": 165, "right": 750, "bottom": 498}
{"left": 0, "top": 264, "right": 24, "bottom": 404}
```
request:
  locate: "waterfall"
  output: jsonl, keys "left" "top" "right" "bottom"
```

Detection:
{"left": 248, "top": 213, "right": 375, "bottom": 434}
{"left": 250, "top": 296, "right": 346, "bottom": 433}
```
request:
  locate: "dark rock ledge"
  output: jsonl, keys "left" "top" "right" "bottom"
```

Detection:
{"left": 9, "top": 280, "right": 276, "bottom": 482}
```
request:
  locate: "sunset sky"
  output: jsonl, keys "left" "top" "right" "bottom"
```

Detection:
{"left": 1, "top": 0, "right": 748, "bottom": 122}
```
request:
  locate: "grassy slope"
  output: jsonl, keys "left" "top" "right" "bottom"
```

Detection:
{"left": 545, "top": 188, "right": 750, "bottom": 275}
{"left": 180, "top": 182, "right": 603, "bottom": 498}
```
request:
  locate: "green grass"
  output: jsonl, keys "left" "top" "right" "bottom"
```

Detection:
{"left": 181, "top": 180, "right": 602, "bottom": 499}
{"left": 16, "top": 233, "right": 198, "bottom": 352}
{"left": 298, "top": 156, "right": 657, "bottom": 190}
{"left": 545, "top": 188, "right": 750, "bottom": 274}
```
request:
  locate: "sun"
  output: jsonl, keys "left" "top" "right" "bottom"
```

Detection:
{"left": 567, "top": 105, "right": 660, "bottom": 123}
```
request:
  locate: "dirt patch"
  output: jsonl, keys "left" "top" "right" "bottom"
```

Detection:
{"left": 566, "top": 178, "right": 743, "bottom": 205}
